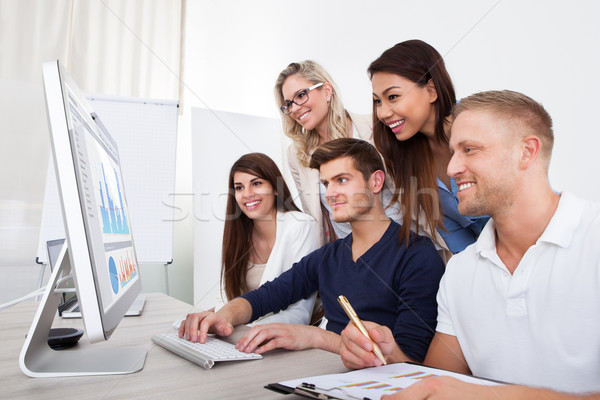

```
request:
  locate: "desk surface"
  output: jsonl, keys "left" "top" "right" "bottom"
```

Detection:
{"left": 0, "top": 293, "right": 347, "bottom": 399}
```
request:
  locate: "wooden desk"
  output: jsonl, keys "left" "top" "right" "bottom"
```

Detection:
{"left": 0, "top": 293, "right": 347, "bottom": 399}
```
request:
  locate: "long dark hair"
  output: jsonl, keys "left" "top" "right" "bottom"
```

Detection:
{"left": 221, "top": 153, "right": 300, "bottom": 301}
{"left": 369, "top": 39, "right": 455, "bottom": 244}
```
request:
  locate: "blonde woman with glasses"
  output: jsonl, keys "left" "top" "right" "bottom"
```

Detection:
{"left": 275, "top": 61, "right": 380, "bottom": 245}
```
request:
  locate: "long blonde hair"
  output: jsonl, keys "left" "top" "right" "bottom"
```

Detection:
{"left": 274, "top": 60, "right": 348, "bottom": 167}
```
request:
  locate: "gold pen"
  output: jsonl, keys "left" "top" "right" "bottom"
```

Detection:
{"left": 337, "top": 295, "right": 387, "bottom": 365}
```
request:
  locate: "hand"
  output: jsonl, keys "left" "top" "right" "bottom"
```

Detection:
{"left": 383, "top": 377, "right": 598, "bottom": 400}
{"left": 340, "top": 320, "right": 401, "bottom": 369}
{"left": 381, "top": 376, "right": 504, "bottom": 400}
{"left": 178, "top": 310, "right": 234, "bottom": 343}
{"left": 235, "top": 323, "right": 320, "bottom": 354}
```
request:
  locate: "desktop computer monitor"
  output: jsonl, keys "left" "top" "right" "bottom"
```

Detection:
{"left": 19, "top": 60, "right": 146, "bottom": 377}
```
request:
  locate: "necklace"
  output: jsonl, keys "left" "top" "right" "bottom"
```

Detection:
{"left": 250, "top": 239, "right": 266, "bottom": 264}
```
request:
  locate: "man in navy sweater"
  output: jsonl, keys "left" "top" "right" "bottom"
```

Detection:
{"left": 179, "top": 138, "right": 444, "bottom": 361}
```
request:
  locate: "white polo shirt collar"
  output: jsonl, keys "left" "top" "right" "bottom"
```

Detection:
{"left": 537, "top": 191, "right": 582, "bottom": 248}
{"left": 473, "top": 192, "right": 582, "bottom": 267}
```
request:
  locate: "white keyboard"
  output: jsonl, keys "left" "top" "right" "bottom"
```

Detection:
{"left": 151, "top": 333, "right": 262, "bottom": 369}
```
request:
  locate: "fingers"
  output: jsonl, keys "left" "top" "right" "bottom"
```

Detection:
{"left": 362, "top": 321, "right": 397, "bottom": 357}
{"left": 177, "top": 311, "right": 233, "bottom": 343}
{"left": 236, "top": 325, "right": 266, "bottom": 353}
{"left": 201, "top": 313, "right": 233, "bottom": 340}
{"left": 236, "top": 324, "right": 285, "bottom": 354}
{"left": 340, "top": 323, "right": 381, "bottom": 369}
{"left": 235, "top": 323, "right": 309, "bottom": 354}
{"left": 360, "top": 320, "right": 391, "bottom": 342}
{"left": 343, "top": 322, "right": 374, "bottom": 350}
{"left": 340, "top": 340, "right": 380, "bottom": 368}
{"left": 254, "top": 338, "right": 281, "bottom": 354}
{"left": 339, "top": 321, "right": 397, "bottom": 368}
{"left": 182, "top": 312, "right": 208, "bottom": 342}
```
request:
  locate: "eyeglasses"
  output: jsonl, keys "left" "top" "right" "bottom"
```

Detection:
{"left": 280, "top": 83, "right": 324, "bottom": 115}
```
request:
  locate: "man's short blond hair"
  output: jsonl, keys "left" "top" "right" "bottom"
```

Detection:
{"left": 453, "top": 90, "right": 554, "bottom": 167}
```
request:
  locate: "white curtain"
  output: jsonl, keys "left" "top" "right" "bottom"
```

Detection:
{"left": 0, "top": 0, "right": 182, "bottom": 270}
{"left": 69, "top": 0, "right": 182, "bottom": 99}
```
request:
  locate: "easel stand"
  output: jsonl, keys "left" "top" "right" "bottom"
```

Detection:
{"left": 164, "top": 259, "right": 173, "bottom": 295}
{"left": 19, "top": 243, "right": 147, "bottom": 377}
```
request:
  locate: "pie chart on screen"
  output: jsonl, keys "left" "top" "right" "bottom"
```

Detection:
{"left": 108, "top": 256, "right": 119, "bottom": 294}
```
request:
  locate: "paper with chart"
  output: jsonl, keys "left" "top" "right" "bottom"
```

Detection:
{"left": 279, "top": 362, "right": 500, "bottom": 399}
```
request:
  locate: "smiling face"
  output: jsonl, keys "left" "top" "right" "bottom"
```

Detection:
{"left": 319, "top": 156, "right": 377, "bottom": 223}
{"left": 281, "top": 74, "right": 331, "bottom": 135}
{"left": 233, "top": 171, "right": 277, "bottom": 221}
{"left": 371, "top": 72, "right": 438, "bottom": 140}
{"left": 447, "top": 110, "right": 519, "bottom": 218}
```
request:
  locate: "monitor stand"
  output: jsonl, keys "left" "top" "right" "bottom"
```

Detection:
{"left": 19, "top": 242, "right": 147, "bottom": 377}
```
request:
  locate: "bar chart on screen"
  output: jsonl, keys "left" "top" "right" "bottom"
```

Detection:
{"left": 117, "top": 251, "right": 137, "bottom": 288}
{"left": 97, "top": 162, "right": 130, "bottom": 235}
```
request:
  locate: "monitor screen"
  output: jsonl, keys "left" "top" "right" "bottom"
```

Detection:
{"left": 43, "top": 60, "right": 142, "bottom": 342}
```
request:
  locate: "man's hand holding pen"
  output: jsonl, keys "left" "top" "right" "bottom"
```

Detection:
{"left": 339, "top": 319, "right": 398, "bottom": 369}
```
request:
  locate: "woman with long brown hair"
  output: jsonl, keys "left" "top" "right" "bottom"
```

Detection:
{"left": 216, "top": 153, "right": 319, "bottom": 325}
{"left": 369, "top": 40, "right": 488, "bottom": 253}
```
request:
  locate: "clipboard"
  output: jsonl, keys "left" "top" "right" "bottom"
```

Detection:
{"left": 265, "top": 382, "right": 354, "bottom": 400}
{"left": 293, "top": 382, "right": 358, "bottom": 400}
{"left": 266, "top": 362, "right": 503, "bottom": 400}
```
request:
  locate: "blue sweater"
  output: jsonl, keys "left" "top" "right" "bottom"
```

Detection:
{"left": 241, "top": 221, "right": 445, "bottom": 362}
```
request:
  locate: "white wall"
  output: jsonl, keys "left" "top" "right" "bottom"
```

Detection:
{"left": 183, "top": 0, "right": 600, "bottom": 304}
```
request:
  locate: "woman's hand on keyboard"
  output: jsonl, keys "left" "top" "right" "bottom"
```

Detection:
{"left": 178, "top": 311, "right": 234, "bottom": 343}
{"left": 178, "top": 298, "right": 253, "bottom": 343}
{"left": 235, "top": 323, "right": 341, "bottom": 355}
{"left": 235, "top": 323, "right": 314, "bottom": 354}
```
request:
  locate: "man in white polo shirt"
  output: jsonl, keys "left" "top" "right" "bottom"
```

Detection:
{"left": 339, "top": 90, "right": 600, "bottom": 399}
